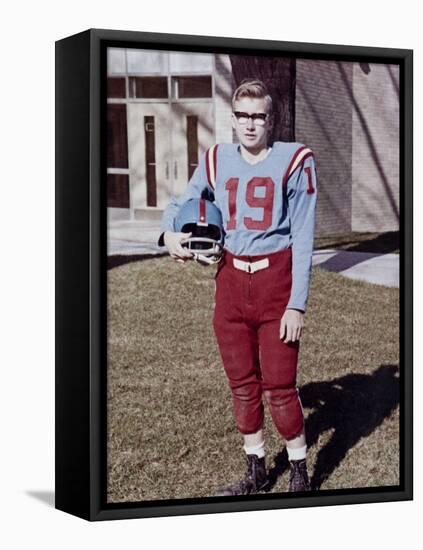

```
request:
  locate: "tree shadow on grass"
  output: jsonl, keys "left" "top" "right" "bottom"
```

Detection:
{"left": 314, "top": 249, "right": 381, "bottom": 274}
{"left": 316, "top": 231, "right": 399, "bottom": 255}
{"left": 315, "top": 231, "right": 399, "bottom": 274}
{"left": 267, "top": 364, "right": 400, "bottom": 491}
{"left": 108, "top": 253, "right": 167, "bottom": 270}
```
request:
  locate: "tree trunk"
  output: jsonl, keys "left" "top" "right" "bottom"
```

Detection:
{"left": 229, "top": 55, "right": 296, "bottom": 143}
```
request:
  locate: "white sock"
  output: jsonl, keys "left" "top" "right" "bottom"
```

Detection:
{"left": 243, "top": 440, "right": 265, "bottom": 459}
{"left": 287, "top": 444, "right": 307, "bottom": 461}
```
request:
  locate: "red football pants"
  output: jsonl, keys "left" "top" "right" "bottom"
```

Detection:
{"left": 213, "top": 248, "right": 304, "bottom": 440}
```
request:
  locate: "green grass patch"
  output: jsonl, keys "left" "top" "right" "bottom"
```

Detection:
{"left": 107, "top": 256, "right": 399, "bottom": 502}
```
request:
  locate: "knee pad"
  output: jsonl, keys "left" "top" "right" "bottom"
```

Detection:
{"left": 264, "top": 388, "right": 304, "bottom": 440}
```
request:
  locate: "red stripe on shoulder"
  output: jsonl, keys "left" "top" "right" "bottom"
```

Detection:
{"left": 212, "top": 144, "right": 218, "bottom": 190}
{"left": 282, "top": 146, "right": 314, "bottom": 189}
{"left": 205, "top": 145, "right": 218, "bottom": 190}
{"left": 282, "top": 146, "right": 307, "bottom": 189}
{"left": 205, "top": 147, "right": 212, "bottom": 188}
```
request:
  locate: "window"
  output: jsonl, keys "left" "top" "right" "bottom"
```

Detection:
{"left": 129, "top": 77, "right": 168, "bottom": 99}
{"left": 107, "top": 104, "right": 128, "bottom": 168}
{"left": 144, "top": 116, "right": 157, "bottom": 207}
{"left": 186, "top": 116, "right": 199, "bottom": 180}
{"left": 107, "top": 174, "right": 129, "bottom": 208}
{"left": 173, "top": 76, "right": 212, "bottom": 99}
{"left": 107, "top": 77, "right": 126, "bottom": 98}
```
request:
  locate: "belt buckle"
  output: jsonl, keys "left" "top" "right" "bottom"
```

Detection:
{"left": 251, "top": 258, "right": 269, "bottom": 273}
{"left": 232, "top": 257, "right": 269, "bottom": 273}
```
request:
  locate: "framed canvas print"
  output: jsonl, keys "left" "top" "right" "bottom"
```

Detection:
{"left": 55, "top": 28, "right": 413, "bottom": 521}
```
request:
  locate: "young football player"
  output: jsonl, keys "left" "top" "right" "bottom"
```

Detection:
{"left": 158, "top": 79, "right": 317, "bottom": 495}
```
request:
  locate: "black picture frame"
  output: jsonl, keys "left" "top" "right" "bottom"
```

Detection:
{"left": 55, "top": 28, "right": 413, "bottom": 521}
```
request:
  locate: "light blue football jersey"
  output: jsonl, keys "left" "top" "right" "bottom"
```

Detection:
{"left": 160, "top": 142, "right": 317, "bottom": 312}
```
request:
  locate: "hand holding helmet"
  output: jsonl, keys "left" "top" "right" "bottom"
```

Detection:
{"left": 163, "top": 231, "right": 194, "bottom": 263}
{"left": 173, "top": 198, "right": 225, "bottom": 266}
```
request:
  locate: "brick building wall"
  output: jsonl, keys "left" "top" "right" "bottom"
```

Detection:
{"left": 295, "top": 60, "right": 353, "bottom": 237}
{"left": 351, "top": 63, "right": 399, "bottom": 232}
{"left": 295, "top": 59, "right": 399, "bottom": 236}
{"left": 107, "top": 50, "right": 400, "bottom": 236}
{"left": 214, "top": 54, "right": 235, "bottom": 144}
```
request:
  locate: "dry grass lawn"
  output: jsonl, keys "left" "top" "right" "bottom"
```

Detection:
{"left": 107, "top": 256, "right": 400, "bottom": 503}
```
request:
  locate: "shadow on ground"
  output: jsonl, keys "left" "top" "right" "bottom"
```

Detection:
{"left": 108, "top": 232, "right": 399, "bottom": 272}
{"left": 315, "top": 231, "right": 399, "bottom": 255}
{"left": 267, "top": 364, "right": 400, "bottom": 491}
{"left": 313, "top": 249, "right": 381, "bottom": 273}
{"left": 315, "top": 231, "right": 399, "bottom": 273}
{"left": 108, "top": 253, "right": 166, "bottom": 270}
{"left": 26, "top": 490, "right": 55, "bottom": 508}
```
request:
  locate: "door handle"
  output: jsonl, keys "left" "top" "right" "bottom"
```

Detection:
{"left": 174, "top": 161, "right": 178, "bottom": 180}
{"left": 165, "top": 161, "right": 169, "bottom": 179}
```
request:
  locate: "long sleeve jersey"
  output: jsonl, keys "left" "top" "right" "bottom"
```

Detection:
{"left": 159, "top": 141, "right": 318, "bottom": 312}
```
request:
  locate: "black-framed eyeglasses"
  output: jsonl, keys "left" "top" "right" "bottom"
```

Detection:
{"left": 233, "top": 111, "right": 269, "bottom": 126}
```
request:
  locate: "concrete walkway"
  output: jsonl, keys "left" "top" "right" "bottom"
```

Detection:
{"left": 108, "top": 223, "right": 399, "bottom": 288}
{"left": 312, "top": 249, "right": 399, "bottom": 288}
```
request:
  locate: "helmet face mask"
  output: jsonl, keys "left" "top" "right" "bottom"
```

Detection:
{"left": 174, "top": 199, "right": 225, "bottom": 265}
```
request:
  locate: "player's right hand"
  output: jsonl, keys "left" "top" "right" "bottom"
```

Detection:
{"left": 163, "top": 231, "right": 194, "bottom": 263}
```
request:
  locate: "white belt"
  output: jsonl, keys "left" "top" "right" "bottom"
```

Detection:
{"left": 233, "top": 257, "right": 270, "bottom": 273}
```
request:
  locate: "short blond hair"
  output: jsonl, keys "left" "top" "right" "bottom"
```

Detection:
{"left": 232, "top": 79, "right": 273, "bottom": 114}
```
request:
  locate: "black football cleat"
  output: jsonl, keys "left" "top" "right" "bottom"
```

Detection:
{"left": 217, "top": 454, "right": 269, "bottom": 496}
{"left": 288, "top": 458, "right": 311, "bottom": 492}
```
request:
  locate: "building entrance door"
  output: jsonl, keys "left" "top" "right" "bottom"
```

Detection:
{"left": 127, "top": 103, "right": 172, "bottom": 213}
{"left": 170, "top": 102, "right": 215, "bottom": 197}
{"left": 127, "top": 101, "right": 215, "bottom": 218}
